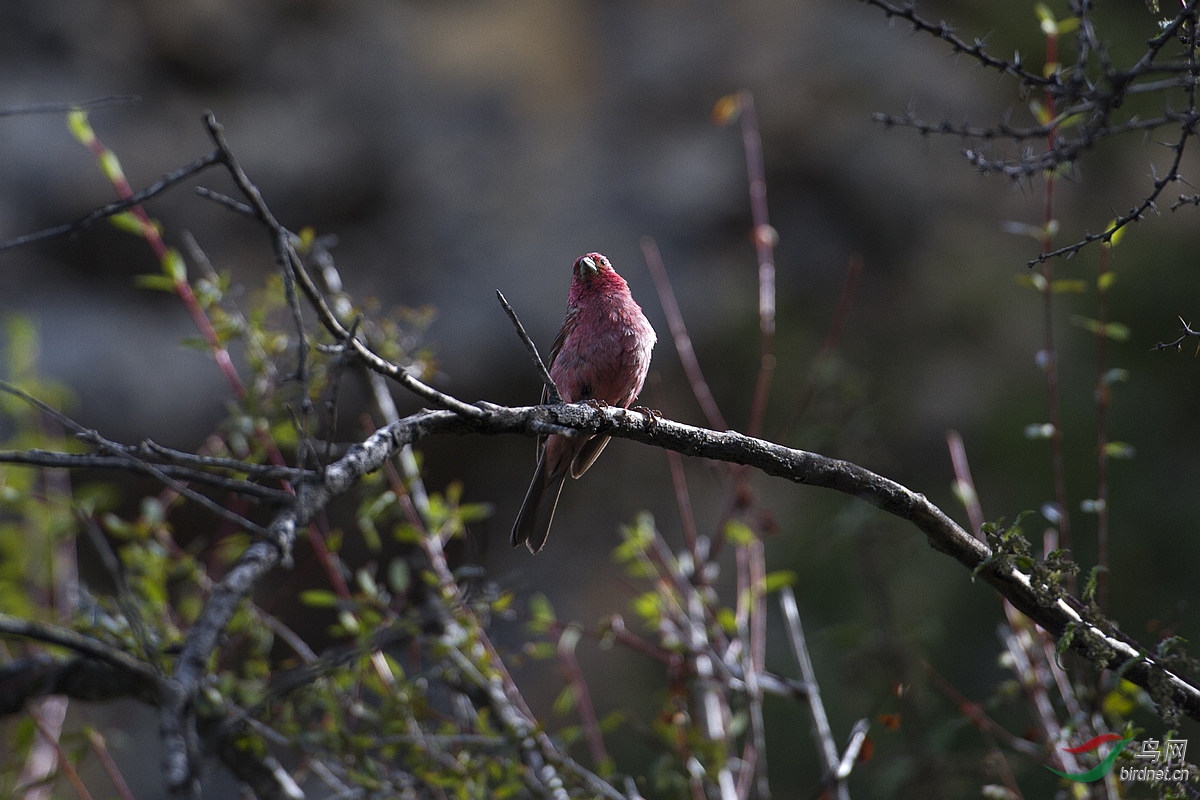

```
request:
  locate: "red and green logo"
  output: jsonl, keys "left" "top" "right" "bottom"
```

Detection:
{"left": 1045, "top": 734, "right": 1134, "bottom": 782}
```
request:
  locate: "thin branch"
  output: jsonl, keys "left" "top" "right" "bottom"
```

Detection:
{"left": 0, "top": 382, "right": 271, "bottom": 535}
{"left": 835, "top": 719, "right": 871, "bottom": 781}
{"left": 78, "top": 513, "right": 161, "bottom": 670}
{"left": 0, "top": 95, "right": 141, "bottom": 117}
{"left": 26, "top": 705, "right": 95, "bottom": 800}
{"left": 780, "top": 586, "right": 845, "bottom": 800}
{"left": 640, "top": 236, "right": 728, "bottom": 431}
{"left": 84, "top": 729, "right": 139, "bottom": 800}
{"left": 556, "top": 626, "right": 609, "bottom": 770}
{"left": 1153, "top": 315, "right": 1200, "bottom": 350}
{"left": 733, "top": 90, "right": 777, "bottom": 440}
{"left": 946, "top": 430, "right": 986, "bottom": 539}
{"left": 0, "top": 450, "right": 292, "bottom": 502}
{"left": 0, "top": 614, "right": 159, "bottom": 687}
{"left": 857, "top": 0, "right": 1052, "bottom": 85}
{"left": 0, "top": 149, "right": 222, "bottom": 252}
{"left": 497, "top": 289, "right": 561, "bottom": 403}
{"left": 198, "top": 112, "right": 484, "bottom": 420}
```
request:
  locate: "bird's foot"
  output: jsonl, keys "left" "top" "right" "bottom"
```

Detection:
{"left": 630, "top": 405, "right": 662, "bottom": 430}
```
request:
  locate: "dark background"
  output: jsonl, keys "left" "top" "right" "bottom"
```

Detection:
{"left": 2, "top": 1, "right": 1198, "bottom": 797}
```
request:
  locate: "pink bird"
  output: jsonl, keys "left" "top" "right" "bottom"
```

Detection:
{"left": 512, "top": 252, "right": 657, "bottom": 553}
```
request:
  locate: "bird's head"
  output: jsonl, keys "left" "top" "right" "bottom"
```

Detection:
{"left": 572, "top": 252, "right": 611, "bottom": 281}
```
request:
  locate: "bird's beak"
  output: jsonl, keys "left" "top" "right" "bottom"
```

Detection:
{"left": 578, "top": 256, "right": 599, "bottom": 278}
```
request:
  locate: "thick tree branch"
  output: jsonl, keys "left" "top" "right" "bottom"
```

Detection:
{"left": 150, "top": 399, "right": 1200, "bottom": 793}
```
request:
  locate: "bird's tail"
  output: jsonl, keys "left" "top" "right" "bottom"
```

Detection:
{"left": 511, "top": 456, "right": 568, "bottom": 554}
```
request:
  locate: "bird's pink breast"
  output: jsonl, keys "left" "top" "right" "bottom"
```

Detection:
{"left": 552, "top": 282, "right": 655, "bottom": 408}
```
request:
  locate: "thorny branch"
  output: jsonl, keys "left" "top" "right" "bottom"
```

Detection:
{"left": 865, "top": 0, "right": 1200, "bottom": 265}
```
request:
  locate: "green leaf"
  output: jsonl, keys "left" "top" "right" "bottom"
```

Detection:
{"left": 1034, "top": 2, "right": 1056, "bottom": 30}
{"left": 1104, "top": 441, "right": 1135, "bottom": 459}
{"left": 614, "top": 512, "right": 656, "bottom": 563}
{"left": 1104, "top": 322, "right": 1130, "bottom": 341}
{"left": 1055, "top": 16, "right": 1079, "bottom": 34}
{"left": 552, "top": 685, "right": 577, "bottom": 715}
{"left": 1029, "top": 99, "right": 1054, "bottom": 126}
{"left": 5, "top": 315, "right": 39, "bottom": 378}
{"left": 387, "top": 559, "right": 410, "bottom": 595}
{"left": 162, "top": 248, "right": 187, "bottom": 282}
{"left": 952, "top": 479, "right": 978, "bottom": 511}
{"left": 1071, "top": 315, "right": 1130, "bottom": 341}
{"left": 1057, "top": 112, "right": 1086, "bottom": 131}
{"left": 135, "top": 274, "right": 178, "bottom": 292}
{"left": 1083, "top": 564, "right": 1108, "bottom": 601}
{"left": 1051, "top": 279, "right": 1086, "bottom": 293}
{"left": 1014, "top": 273, "right": 1049, "bottom": 292}
{"left": 99, "top": 150, "right": 125, "bottom": 183}
{"left": 66, "top": 110, "right": 95, "bottom": 146}
{"left": 110, "top": 211, "right": 146, "bottom": 237}
{"left": 300, "top": 589, "right": 341, "bottom": 608}
{"left": 762, "top": 570, "right": 796, "bottom": 593}
{"left": 1105, "top": 218, "right": 1127, "bottom": 247}
{"left": 392, "top": 523, "right": 422, "bottom": 544}
{"left": 524, "top": 641, "right": 556, "bottom": 660}
{"left": 723, "top": 520, "right": 756, "bottom": 547}
{"left": 1097, "top": 271, "right": 1116, "bottom": 291}
{"left": 1102, "top": 679, "right": 1141, "bottom": 718}
{"left": 632, "top": 591, "right": 661, "bottom": 623}
{"left": 355, "top": 567, "right": 378, "bottom": 599}
{"left": 491, "top": 591, "right": 513, "bottom": 614}
{"left": 528, "top": 593, "right": 556, "bottom": 632}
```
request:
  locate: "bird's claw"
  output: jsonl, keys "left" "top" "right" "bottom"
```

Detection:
{"left": 630, "top": 405, "right": 662, "bottom": 430}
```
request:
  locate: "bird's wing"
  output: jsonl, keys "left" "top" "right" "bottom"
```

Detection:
{"left": 541, "top": 304, "right": 575, "bottom": 403}
{"left": 569, "top": 434, "right": 610, "bottom": 479}
{"left": 535, "top": 304, "right": 578, "bottom": 458}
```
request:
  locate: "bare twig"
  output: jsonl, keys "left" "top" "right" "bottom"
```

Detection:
{"left": 199, "top": 112, "right": 483, "bottom": 420}
{"left": 497, "top": 289, "right": 561, "bottom": 403}
{"left": 780, "top": 586, "right": 846, "bottom": 800}
{"left": 556, "top": 625, "right": 610, "bottom": 770}
{"left": 946, "top": 430, "right": 985, "bottom": 539}
{"left": 0, "top": 149, "right": 222, "bottom": 252}
{"left": 84, "top": 728, "right": 139, "bottom": 800}
{"left": 0, "top": 95, "right": 141, "bottom": 117}
{"left": 23, "top": 705, "right": 94, "bottom": 800}
{"left": 857, "top": 0, "right": 1052, "bottom": 85}
{"left": 640, "top": 236, "right": 728, "bottom": 431}
{"left": 1153, "top": 315, "right": 1200, "bottom": 350}
{"left": 0, "top": 382, "right": 270, "bottom": 536}
{"left": 835, "top": 719, "right": 871, "bottom": 781}
{"left": 731, "top": 91, "right": 777, "bottom": 441}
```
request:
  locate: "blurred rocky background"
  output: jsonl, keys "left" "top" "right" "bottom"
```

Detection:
{"left": 2, "top": 1, "right": 1198, "bottom": 796}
